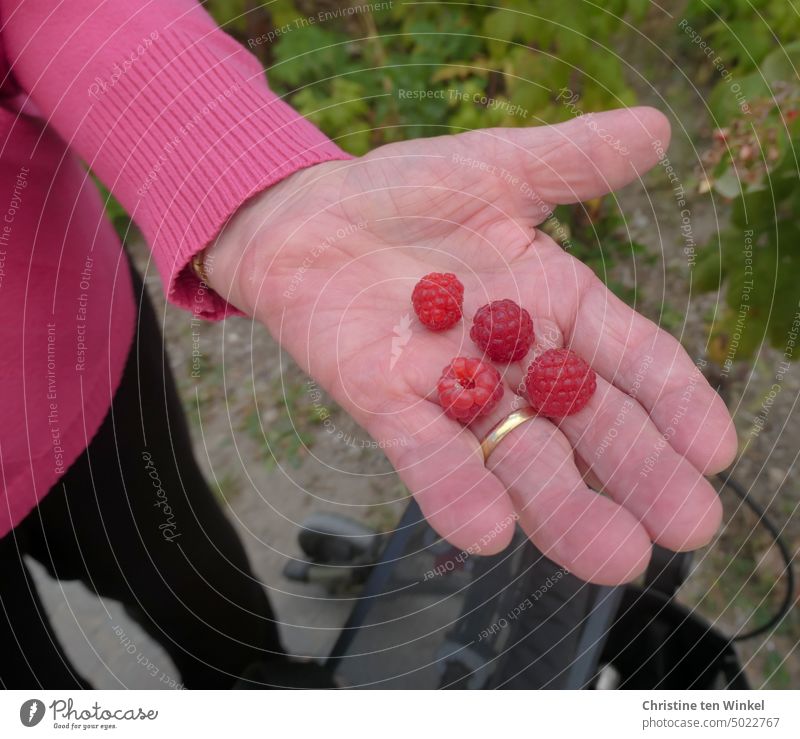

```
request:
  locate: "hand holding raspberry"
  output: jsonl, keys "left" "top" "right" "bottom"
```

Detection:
{"left": 203, "top": 108, "right": 736, "bottom": 586}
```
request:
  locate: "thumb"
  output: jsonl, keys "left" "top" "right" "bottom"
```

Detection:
{"left": 469, "top": 106, "right": 671, "bottom": 204}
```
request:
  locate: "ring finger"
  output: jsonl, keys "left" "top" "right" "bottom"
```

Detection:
{"left": 468, "top": 391, "right": 653, "bottom": 585}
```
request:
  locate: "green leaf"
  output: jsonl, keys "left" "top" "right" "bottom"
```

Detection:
{"left": 708, "top": 72, "right": 769, "bottom": 123}
{"left": 692, "top": 247, "right": 725, "bottom": 292}
{"left": 761, "top": 40, "right": 800, "bottom": 85}
{"left": 713, "top": 166, "right": 743, "bottom": 198}
{"left": 483, "top": 10, "right": 518, "bottom": 56}
{"left": 205, "top": 0, "right": 248, "bottom": 30}
{"left": 269, "top": 25, "right": 351, "bottom": 90}
{"left": 731, "top": 187, "right": 778, "bottom": 229}
{"left": 625, "top": 0, "right": 651, "bottom": 23}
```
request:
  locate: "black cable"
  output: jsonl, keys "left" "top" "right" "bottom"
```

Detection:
{"left": 716, "top": 472, "right": 796, "bottom": 642}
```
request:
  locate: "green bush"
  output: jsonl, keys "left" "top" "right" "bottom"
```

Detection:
{"left": 226, "top": 1, "right": 648, "bottom": 153}
{"left": 681, "top": 1, "right": 800, "bottom": 360}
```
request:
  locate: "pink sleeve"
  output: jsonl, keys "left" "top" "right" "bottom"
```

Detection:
{"left": 0, "top": 0, "right": 352, "bottom": 318}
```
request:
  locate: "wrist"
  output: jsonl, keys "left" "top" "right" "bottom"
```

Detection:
{"left": 200, "top": 160, "right": 345, "bottom": 316}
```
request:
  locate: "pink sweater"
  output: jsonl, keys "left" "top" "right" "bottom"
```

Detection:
{"left": 0, "top": 0, "right": 349, "bottom": 536}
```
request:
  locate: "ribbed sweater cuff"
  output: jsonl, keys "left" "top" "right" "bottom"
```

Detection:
{"left": 88, "top": 28, "right": 352, "bottom": 319}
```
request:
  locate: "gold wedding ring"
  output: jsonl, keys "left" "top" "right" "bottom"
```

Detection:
{"left": 479, "top": 407, "right": 539, "bottom": 462}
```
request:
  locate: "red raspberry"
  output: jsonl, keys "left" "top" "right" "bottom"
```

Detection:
{"left": 525, "top": 348, "right": 596, "bottom": 418}
{"left": 412, "top": 272, "right": 464, "bottom": 330}
{"left": 437, "top": 357, "right": 504, "bottom": 424}
{"left": 470, "top": 299, "right": 534, "bottom": 362}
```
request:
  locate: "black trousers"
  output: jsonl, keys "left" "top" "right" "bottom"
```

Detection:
{"left": 0, "top": 264, "right": 327, "bottom": 689}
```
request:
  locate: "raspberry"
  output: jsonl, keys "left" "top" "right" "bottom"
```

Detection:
{"left": 412, "top": 272, "right": 464, "bottom": 330}
{"left": 525, "top": 348, "right": 596, "bottom": 418}
{"left": 470, "top": 299, "right": 534, "bottom": 362}
{"left": 437, "top": 357, "right": 504, "bottom": 423}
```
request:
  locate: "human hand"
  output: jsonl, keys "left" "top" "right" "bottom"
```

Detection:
{"left": 205, "top": 107, "right": 736, "bottom": 585}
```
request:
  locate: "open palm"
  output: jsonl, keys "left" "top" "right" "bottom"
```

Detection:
{"left": 208, "top": 107, "right": 737, "bottom": 585}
